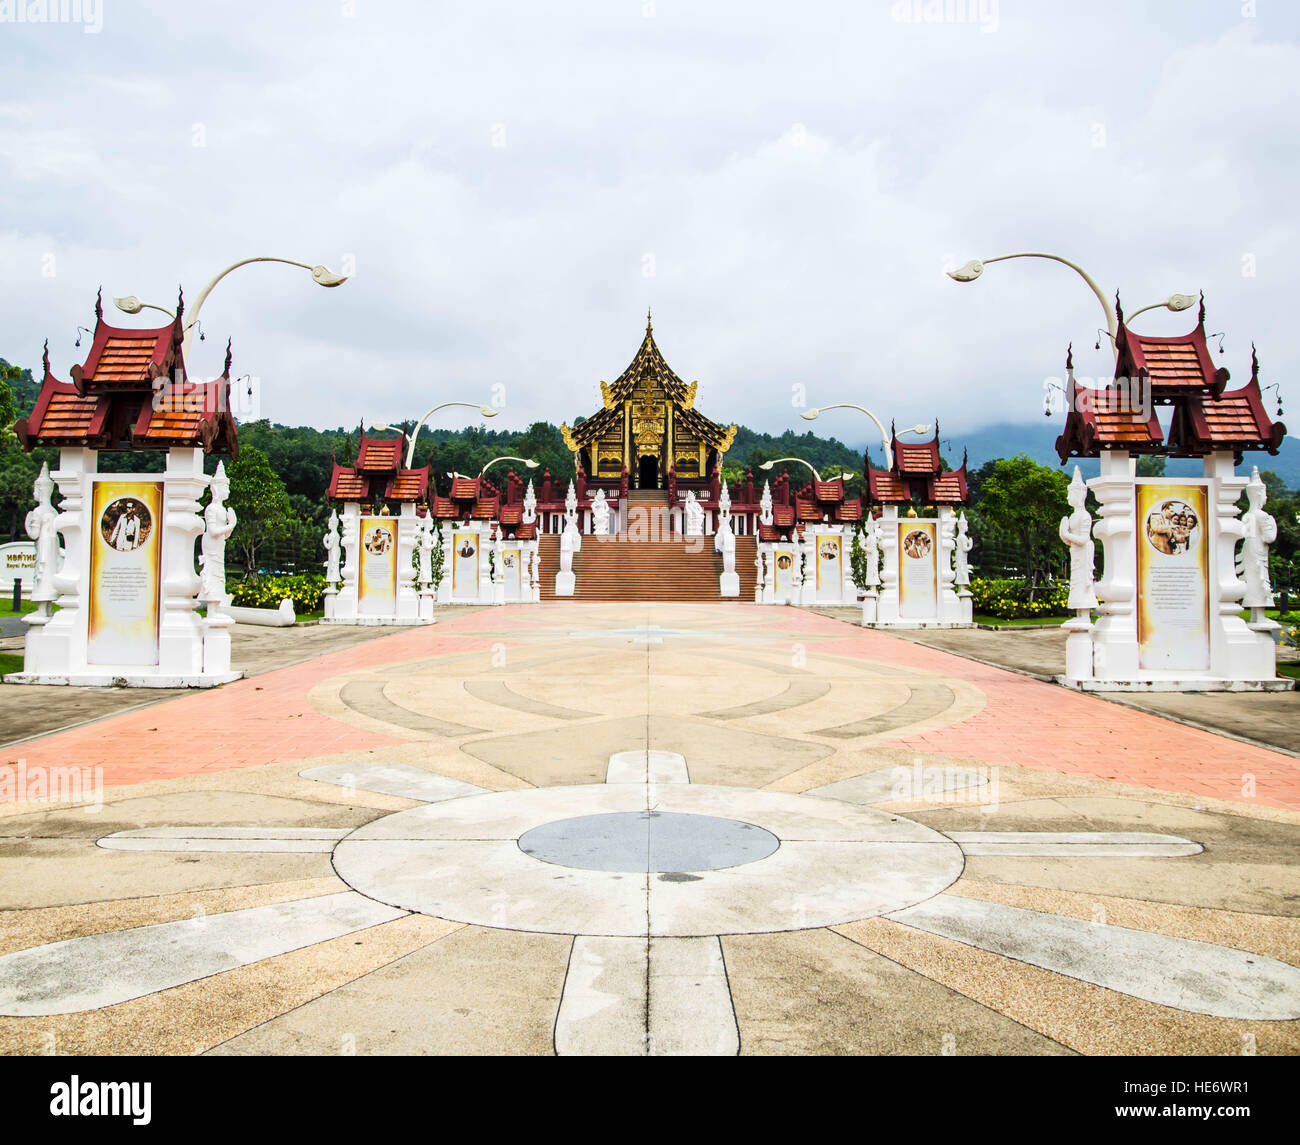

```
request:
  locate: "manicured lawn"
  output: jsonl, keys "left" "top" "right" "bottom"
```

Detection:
{"left": 1278, "top": 662, "right": 1300, "bottom": 681}
{"left": 974, "top": 613, "right": 1067, "bottom": 628}
{"left": 0, "top": 652, "right": 23, "bottom": 675}
{"left": 0, "top": 599, "right": 38, "bottom": 618}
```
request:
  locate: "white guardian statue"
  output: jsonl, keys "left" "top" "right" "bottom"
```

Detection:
{"left": 1238, "top": 466, "right": 1278, "bottom": 609}
{"left": 953, "top": 511, "right": 973, "bottom": 587}
{"left": 25, "top": 462, "right": 60, "bottom": 604}
{"left": 323, "top": 508, "right": 342, "bottom": 585}
{"left": 199, "top": 461, "right": 237, "bottom": 605}
{"left": 1058, "top": 466, "right": 1098, "bottom": 611}
{"left": 591, "top": 488, "right": 611, "bottom": 535}
{"left": 684, "top": 490, "right": 705, "bottom": 536}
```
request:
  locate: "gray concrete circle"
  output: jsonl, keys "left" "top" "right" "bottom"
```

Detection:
{"left": 332, "top": 784, "right": 965, "bottom": 937}
{"left": 518, "top": 811, "right": 780, "bottom": 873}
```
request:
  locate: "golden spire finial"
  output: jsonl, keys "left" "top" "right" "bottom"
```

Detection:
{"left": 646, "top": 306, "right": 652, "bottom": 334}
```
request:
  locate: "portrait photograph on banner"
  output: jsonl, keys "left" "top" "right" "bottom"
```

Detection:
{"left": 1136, "top": 482, "right": 1211, "bottom": 672}
{"left": 87, "top": 480, "right": 164, "bottom": 667}
{"left": 452, "top": 532, "right": 479, "bottom": 599}
{"left": 898, "top": 520, "right": 937, "bottom": 618}
{"left": 816, "top": 535, "right": 841, "bottom": 599}
{"left": 357, "top": 516, "right": 398, "bottom": 615}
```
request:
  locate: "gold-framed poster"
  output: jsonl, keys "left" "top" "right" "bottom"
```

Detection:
{"left": 1136, "top": 481, "right": 1210, "bottom": 672}
{"left": 357, "top": 516, "right": 398, "bottom": 615}
{"left": 898, "top": 520, "right": 938, "bottom": 618}
{"left": 87, "top": 479, "right": 163, "bottom": 666}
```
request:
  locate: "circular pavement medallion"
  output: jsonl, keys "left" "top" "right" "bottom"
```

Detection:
{"left": 332, "top": 784, "right": 965, "bottom": 938}
{"left": 518, "top": 811, "right": 781, "bottom": 873}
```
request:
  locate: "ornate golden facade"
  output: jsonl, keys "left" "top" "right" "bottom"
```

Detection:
{"left": 561, "top": 317, "right": 737, "bottom": 489}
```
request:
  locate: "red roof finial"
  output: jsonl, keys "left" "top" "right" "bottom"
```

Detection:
{"left": 41, "top": 338, "right": 50, "bottom": 377}
{"left": 1114, "top": 291, "right": 1124, "bottom": 327}
{"left": 1197, "top": 291, "right": 1206, "bottom": 327}
{"left": 94, "top": 287, "right": 103, "bottom": 321}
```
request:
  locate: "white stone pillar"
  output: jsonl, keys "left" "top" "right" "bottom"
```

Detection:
{"left": 157, "top": 447, "right": 206, "bottom": 677}
{"left": 876, "top": 506, "right": 900, "bottom": 623}
{"left": 1088, "top": 450, "right": 1138, "bottom": 680}
{"left": 395, "top": 503, "right": 420, "bottom": 620}
{"left": 22, "top": 447, "right": 95, "bottom": 677}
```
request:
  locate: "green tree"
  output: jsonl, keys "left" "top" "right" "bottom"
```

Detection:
{"left": 975, "top": 454, "right": 1071, "bottom": 598}
{"left": 0, "top": 362, "right": 17, "bottom": 432}
{"left": 1135, "top": 455, "right": 1167, "bottom": 477}
{"left": 0, "top": 433, "right": 41, "bottom": 540}
{"left": 1255, "top": 470, "right": 1300, "bottom": 601}
{"left": 227, "top": 445, "right": 298, "bottom": 579}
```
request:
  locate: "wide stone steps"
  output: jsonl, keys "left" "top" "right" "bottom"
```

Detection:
{"left": 537, "top": 531, "right": 757, "bottom": 602}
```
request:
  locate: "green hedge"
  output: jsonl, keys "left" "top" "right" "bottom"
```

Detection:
{"left": 969, "top": 576, "right": 1070, "bottom": 620}
{"left": 229, "top": 574, "right": 324, "bottom": 614}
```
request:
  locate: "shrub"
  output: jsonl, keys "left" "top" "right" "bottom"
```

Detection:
{"left": 229, "top": 573, "right": 324, "bottom": 614}
{"left": 969, "top": 576, "right": 1070, "bottom": 620}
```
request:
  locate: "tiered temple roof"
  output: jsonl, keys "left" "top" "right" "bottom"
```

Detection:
{"left": 561, "top": 316, "right": 738, "bottom": 486}
{"left": 427, "top": 472, "right": 536, "bottom": 538}
{"left": 793, "top": 478, "right": 863, "bottom": 525}
{"left": 326, "top": 431, "right": 430, "bottom": 505}
{"left": 1056, "top": 301, "right": 1285, "bottom": 461}
{"left": 15, "top": 291, "right": 238, "bottom": 456}
{"left": 865, "top": 425, "right": 968, "bottom": 506}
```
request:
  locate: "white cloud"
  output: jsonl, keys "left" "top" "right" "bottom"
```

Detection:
{"left": 1, "top": 1, "right": 1296, "bottom": 450}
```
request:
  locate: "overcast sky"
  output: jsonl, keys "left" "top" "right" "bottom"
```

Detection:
{"left": 2, "top": 1, "right": 1297, "bottom": 449}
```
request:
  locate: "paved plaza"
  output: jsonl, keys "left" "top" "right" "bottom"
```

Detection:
{"left": 1, "top": 602, "right": 1298, "bottom": 1056}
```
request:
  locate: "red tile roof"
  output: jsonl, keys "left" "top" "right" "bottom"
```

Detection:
{"left": 866, "top": 469, "right": 908, "bottom": 503}
{"left": 355, "top": 435, "right": 405, "bottom": 472}
{"left": 384, "top": 469, "right": 430, "bottom": 502}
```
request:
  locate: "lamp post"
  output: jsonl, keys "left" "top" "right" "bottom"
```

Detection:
{"left": 370, "top": 401, "right": 499, "bottom": 468}
{"left": 114, "top": 256, "right": 348, "bottom": 358}
{"left": 946, "top": 252, "right": 1196, "bottom": 353}
{"left": 479, "top": 456, "right": 539, "bottom": 481}
{"left": 760, "top": 457, "right": 822, "bottom": 483}
{"left": 799, "top": 406, "right": 931, "bottom": 471}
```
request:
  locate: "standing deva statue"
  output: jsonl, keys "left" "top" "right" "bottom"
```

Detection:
{"left": 417, "top": 515, "right": 434, "bottom": 587}
{"left": 199, "top": 460, "right": 237, "bottom": 605}
{"left": 953, "top": 511, "right": 973, "bottom": 587}
{"left": 591, "top": 488, "right": 611, "bottom": 536}
{"left": 1238, "top": 466, "right": 1277, "bottom": 609}
{"left": 861, "top": 514, "right": 881, "bottom": 589}
{"left": 323, "top": 508, "right": 342, "bottom": 585}
{"left": 683, "top": 490, "right": 705, "bottom": 536}
{"left": 1058, "top": 466, "right": 1098, "bottom": 611}
{"left": 25, "top": 462, "right": 60, "bottom": 603}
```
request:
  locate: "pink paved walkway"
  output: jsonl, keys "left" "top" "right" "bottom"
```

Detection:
{"left": 3, "top": 605, "right": 1297, "bottom": 810}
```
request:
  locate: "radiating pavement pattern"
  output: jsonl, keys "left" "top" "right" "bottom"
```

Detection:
{"left": 0, "top": 601, "right": 1298, "bottom": 1055}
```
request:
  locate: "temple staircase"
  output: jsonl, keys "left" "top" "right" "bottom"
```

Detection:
{"left": 537, "top": 489, "right": 757, "bottom": 602}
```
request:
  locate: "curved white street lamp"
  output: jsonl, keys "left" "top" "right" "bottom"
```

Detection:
{"left": 760, "top": 456, "right": 822, "bottom": 483}
{"left": 479, "top": 455, "right": 539, "bottom": 480}
{"left": 114, "top": 255, "right": 348, "bottom": 357}
{"left": 799, "top": 404, "right": 931, "bottom": 471}
{"left": 369, "top": 400, "right": 499, "bottom": 469}
{"left": 946, "top": 252, "right": 1196, "bottom": 354}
